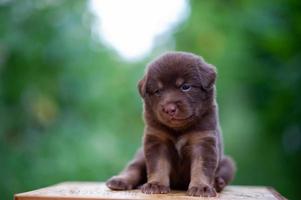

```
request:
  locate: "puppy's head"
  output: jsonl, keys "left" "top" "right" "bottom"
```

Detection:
{"left": 138, "top": 52, "right": 216, "bottom": 129}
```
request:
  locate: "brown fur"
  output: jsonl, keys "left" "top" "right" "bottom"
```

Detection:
{"left": 106, "top": 51, "right": 236, "bottom": 197}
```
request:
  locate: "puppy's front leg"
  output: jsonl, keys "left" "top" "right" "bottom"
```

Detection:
{"left": 141, "top": 132, "right": 172, "bottom": 194}
{"left": 187, "top": 132, "right": 218, "bottom": 197}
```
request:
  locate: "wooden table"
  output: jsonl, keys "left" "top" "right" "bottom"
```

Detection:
{"left": 14, "top": 182, "right": 286, "bottom": 200}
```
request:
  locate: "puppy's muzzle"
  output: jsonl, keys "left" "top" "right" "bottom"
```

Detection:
{"left": 162, "top": 103, "right": 177, "bottom": 117}
{"left": 161, "top": 103, "right": 179, "bottom": 117}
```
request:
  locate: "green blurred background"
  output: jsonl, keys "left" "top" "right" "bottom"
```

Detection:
{"left": 0, "top": 0, "right": 300, "bottom": 199}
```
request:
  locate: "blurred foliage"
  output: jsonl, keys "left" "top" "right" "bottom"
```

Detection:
{"left": 0, "top": 0, "right": 300, "bottom": 199}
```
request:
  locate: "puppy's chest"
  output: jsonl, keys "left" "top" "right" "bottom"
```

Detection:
{"left": 172, "top": 133, "right": 214, "bottom": 158}
{"left": 174, "top": 136, "right": 190, "bottom": 159}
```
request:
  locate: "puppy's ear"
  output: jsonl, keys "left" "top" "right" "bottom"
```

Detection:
{"left": 197, "top": 61, "right": 216, "bottom": 91}
{"left": 138, "top": 75, "right": 147, "bottom": 97}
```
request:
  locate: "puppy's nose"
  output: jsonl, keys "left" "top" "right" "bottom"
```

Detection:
{"left": 162, "top": 103, "right": 177, "bottom": 116}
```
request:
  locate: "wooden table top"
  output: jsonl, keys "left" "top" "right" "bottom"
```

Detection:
{"left": 14, "top": 182, "right": 286, "bottom": 200}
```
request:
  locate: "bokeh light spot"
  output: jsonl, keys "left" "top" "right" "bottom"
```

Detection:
{"left": 89, "top": 0, "right": 189, "bottom": 61}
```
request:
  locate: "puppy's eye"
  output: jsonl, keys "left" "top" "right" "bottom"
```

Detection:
{"left": 154, "top": 89, "right": 161, "bottom": 96}
{"left": 180, "top": 84, "right": 191, "bottom": 92}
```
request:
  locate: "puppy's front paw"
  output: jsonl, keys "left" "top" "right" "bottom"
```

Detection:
{"left": 106, "top": 176, "right": 133, "bottom": 190}
{"left": 141, "top": 182, "right": 170, "bottom": 194}
{"left": 187, "top": 184, "right": 217, "bottom": 197}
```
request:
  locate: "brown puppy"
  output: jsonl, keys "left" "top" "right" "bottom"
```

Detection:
{"left": 106, "top": 52, "right": 236, "bottom": 197}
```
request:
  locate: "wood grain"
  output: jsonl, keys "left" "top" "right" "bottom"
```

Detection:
{"left": 14, "top": 182, "right": 286, "bottom": 200}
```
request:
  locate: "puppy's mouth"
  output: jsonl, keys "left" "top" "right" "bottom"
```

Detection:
{"left": 163, "top": 114, "right": 195, "bottom": 128}
{"left": 170, "top": 115, "right": 193, "bottom": 121}
{"left": 156, "top": 105, "right": 195, "bottom": 127}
